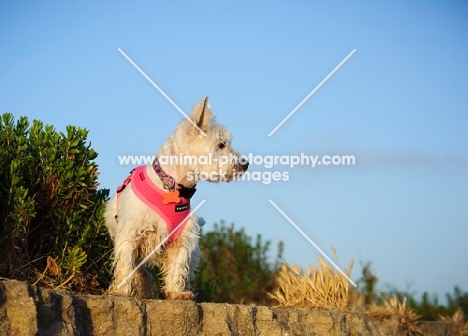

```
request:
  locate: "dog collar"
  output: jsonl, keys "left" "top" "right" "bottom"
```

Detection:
{"left": 152, "top": 158, "right": 175, "bottom": 190}
{"left": 152, "top": 158, "right": 197, "bottom": 199}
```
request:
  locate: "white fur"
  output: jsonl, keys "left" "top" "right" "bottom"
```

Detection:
{"left": 105, "top": 97, "right": 248, "bottom": 300}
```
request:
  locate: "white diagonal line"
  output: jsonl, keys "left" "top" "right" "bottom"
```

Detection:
{"left": 269, "top": 200, "right": 357, "bottom": 287}
{"left": 118, "top": 48, "right": 207, "bottom": 136}
{"left": 268, "top": 49, "right": 356, "bottom": 136}
{"left": 117, "top": 200, "right": 206, "bottom": 289}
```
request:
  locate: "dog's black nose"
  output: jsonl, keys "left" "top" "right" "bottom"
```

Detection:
{"left": 241, "top": 161, "right": 249, "bottom": 171}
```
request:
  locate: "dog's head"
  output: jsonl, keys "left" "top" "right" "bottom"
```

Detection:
{"left": 162, "top": 96, "right": 248, "bottom": 184}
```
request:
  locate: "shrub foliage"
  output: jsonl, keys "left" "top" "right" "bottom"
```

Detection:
{"left": 194, "top": 221, "right": 283, "bottom": 305}
{"left": 0, "top": 113, "right": 112, "bottom": 291}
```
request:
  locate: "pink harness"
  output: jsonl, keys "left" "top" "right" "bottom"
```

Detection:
{"left": 117, "top": 166, "right": 190, "bottom": 244}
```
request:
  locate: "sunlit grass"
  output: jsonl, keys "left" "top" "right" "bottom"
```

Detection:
{"left": 439, "top": 307, "right": 468, "bottom": 336}
{"left": 367, "top": 296, "right": 422, "bottom": 335}
{"left": 268, "top": 249, "right": 354, "bottom": 313}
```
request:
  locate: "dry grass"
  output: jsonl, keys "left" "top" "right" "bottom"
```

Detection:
{"left": 367, "top": 296, "right": 422, "bottom": 335}
{"left": 268, "top": 250, "right": 354, "bottom": 313}
{"left": 268, "top": 251, "right": 423, "bottom": 335}
{"left": 439, "top": 307, "right": 468, "bottom": 336}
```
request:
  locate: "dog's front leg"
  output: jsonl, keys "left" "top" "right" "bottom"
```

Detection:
{"left": 108, "top": 238, "right": 137, "bottom": 297}
{"left": 161, "top": 239, "right": 194, "bottom": 300}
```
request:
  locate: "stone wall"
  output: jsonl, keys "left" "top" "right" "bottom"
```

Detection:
{"left": 0, "top": 280, "right": 456, "bottom": 336}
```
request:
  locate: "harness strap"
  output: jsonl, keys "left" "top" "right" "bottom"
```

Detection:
{"left": 115, "top": 169, "right": 134, "bottom": 222}
{"left": 114, "top": 166, "right": 191, "bottom": 244}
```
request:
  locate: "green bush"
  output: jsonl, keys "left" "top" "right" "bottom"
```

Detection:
{"left": 193, "top": 221, "right": 283, "bottom": 305}
{"left": 0, "top": 113, "right": 112, "bottom": 292}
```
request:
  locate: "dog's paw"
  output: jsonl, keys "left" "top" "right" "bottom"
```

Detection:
{"left": 165, "top": 291, "right": 194, "bottom": 300}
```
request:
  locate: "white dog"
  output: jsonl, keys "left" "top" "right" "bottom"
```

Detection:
{"left": 105, "top": 97, "right": 248, "bottom": 300}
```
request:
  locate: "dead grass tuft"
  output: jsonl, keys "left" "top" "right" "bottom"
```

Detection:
{"left": 268, "top": 250, "right": 354, "bottom": 313}
{"left": 367, "top": 296, "right": 422, "bottom": 335}
{"left": 439, "top": 307, "right": 468, "bottom": 336}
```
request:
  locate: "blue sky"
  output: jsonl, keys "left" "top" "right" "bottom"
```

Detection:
{"left": 1, "top": 1, "right": 467, "bottom": 301}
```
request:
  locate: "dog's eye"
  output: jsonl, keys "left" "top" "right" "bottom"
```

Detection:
{"left": 218, "top": 142, "right": 225, "bottom": 149}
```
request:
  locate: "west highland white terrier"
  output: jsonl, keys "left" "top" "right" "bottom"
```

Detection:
{"left": 105, "top": 96, "right": 248, "bottom": 300}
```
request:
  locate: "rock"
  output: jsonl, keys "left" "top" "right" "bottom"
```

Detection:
{"left": 0, "top": 280, "right": 457, "bottom": 336}
{"left": 0, "top": 280, "right": 38, "bottom": 336}
{"left": 416, "top": 321, "right": 458, "bottom": 336}
{"left": 146, "top": 299, "right": 200, "bottom": 336}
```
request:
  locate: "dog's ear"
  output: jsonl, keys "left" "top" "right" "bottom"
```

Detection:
{"left": 190, "top": 96, "right": 214, "bottom": 134}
